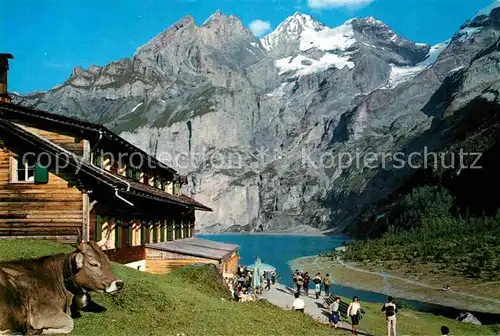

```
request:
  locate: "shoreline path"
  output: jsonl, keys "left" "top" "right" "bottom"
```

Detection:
{"left": 335, "top": 256, "right": 500, "bottom": 305}
{"left": 261, "top": 283, "right": 371, "bottom": 335}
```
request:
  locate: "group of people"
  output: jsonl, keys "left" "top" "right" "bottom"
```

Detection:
{"left": 333, "top": 295, "right": 397, "bottom": 336}
{"left": 231, "top": 265, "right": 277, "bottom": 301}
{"left": 291, "top": 269, "right": 331, "bottom": 299}
{"left": 230, "top": 266, "right": 453, "bottom": 336}
{"left": 290, "top": 268, "right": 403, "bottom": 336}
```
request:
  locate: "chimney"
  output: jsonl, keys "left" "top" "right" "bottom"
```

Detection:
{"left": 0, "top": 53, "right": 14, "bottom": 103}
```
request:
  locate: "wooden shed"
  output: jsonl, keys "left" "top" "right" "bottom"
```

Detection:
{"left": 145, "top": 238, "right": 239, "bottom": 277}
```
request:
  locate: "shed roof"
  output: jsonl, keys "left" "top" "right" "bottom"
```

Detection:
{"left": 146, "top": 238, "right": 239, "bottom": 261}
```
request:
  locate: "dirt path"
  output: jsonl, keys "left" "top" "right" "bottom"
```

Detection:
{"left": 336, "top": 256, "right": 500, "bottom": 305}
{"left": 260, "top": 283, "right": 371, "bottom": 335}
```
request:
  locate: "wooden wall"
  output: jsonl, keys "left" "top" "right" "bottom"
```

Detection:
{"left": 0, "top": 148, "right": 83, "bottom": 240}
{"left": 15, "top": 123, "right": 85, "bottom": 156}
{"left": 145, "top": 249, "right": 237, "bottom": 275}
{"left": 223, "top": 253, "right": 239, "bottom": 275}
{"left": 146, "top": 248, "right": 219, "bottom": 274}
{"left": 107, "top": 246, "right": 146, "bottom": 265}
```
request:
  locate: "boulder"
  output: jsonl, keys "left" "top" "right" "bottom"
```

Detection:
{"left": 456, "top": 312, "right": 482, "bottom": 325}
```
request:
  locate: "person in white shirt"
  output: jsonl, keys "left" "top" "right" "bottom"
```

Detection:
{"left": 292, "top": 292, "right": 305, "bottom": 312}
{"left": 347, "top": 296, "right": 362, "bottom": 335}
{"left": 381, "top": 296, "right": 398, "bottom": 336}
{"left": 329, "top": 297, "right": 341, "bottom": 329}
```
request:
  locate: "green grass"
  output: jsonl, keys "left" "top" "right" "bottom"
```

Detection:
{"left": 0, "top": 240, "right": 338, "bottom": 336}
{"left": 337, "top": 296, "right": 496, "bottom": 336}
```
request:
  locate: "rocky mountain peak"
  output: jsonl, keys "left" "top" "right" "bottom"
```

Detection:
{"left": 260, "top": 12, "right": 326, "bottom": 51}
{"left": 134, "top": 15, "right": 196, "bottom": 57}
{"left": 201, "top": 10, "right": 243, "bottom": 28}
{"left": 203, "top": 9, "right": 222, "bottom": 24}
{"left": 70, "top": 66, "right": 88, "bottom": 78}
{"left": 461, "top": 0, "right": 500, "bottom": 29}
{"left": 286, "top": 12, "right": 325, "bottom": 31}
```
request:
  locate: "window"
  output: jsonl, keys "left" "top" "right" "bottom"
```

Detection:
{"left": 173, "top": 182, "right": 181, "bottom": 196}
{"left": 155, "top": 178, "right": 163, "bottom": 190}
{"left": 10, "top": 155, "right": 35, "bottom": 183}
{"left": 126, "top": 167, "right": 135, "bottom": 179}
{"left": 94, "top": 215, "right": 103, "bottom": 241}
{"left": 92, "top": 154, "right": 103, "bottom": 168}
{"left": 115, "top": 219, "right": 122, "bottom": 249}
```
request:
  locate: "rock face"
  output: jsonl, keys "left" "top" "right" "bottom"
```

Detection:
{"left": 15, "top": 3, "right": 500, "bottom": 233}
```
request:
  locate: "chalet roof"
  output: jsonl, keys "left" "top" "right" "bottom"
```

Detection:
{"left": 0, "top": 118, "right": 212, "bottom": 211}
{"left": 110, "top": 174, "right": 211, "bottom": 211}
{"left": 0, "top": 102, "right": 176, "bottom": 175}
{"left": 146, "top": 238, "right": 239, "bottom": 261}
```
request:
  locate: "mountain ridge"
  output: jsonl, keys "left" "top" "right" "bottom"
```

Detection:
{"left": 14, "top": 4, "right": 500, "bottom": 233}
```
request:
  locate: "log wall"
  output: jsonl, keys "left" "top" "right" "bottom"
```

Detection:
{"left": 223, "top": 253, "right": 239, "bottom": 275}
{"left": 145, "top": 249, "right": 237, "bottom": 275}
{"left": 145, "top": 249, "right": 219, "bottom": 274}
{"left": 0, "top": 148, "right": 83, "bottom": 238}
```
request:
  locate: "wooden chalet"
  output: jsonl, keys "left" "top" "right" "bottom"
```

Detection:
{"left": 0, "top": 54, "right": 239, "bottom": 273}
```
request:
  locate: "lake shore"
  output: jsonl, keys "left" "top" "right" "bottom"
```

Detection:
{"left": 290, "top": 255, "right": 500, "bottom": 315}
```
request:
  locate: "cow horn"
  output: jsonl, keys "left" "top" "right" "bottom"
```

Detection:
{"left": 76, "top": 229, "right": 83, "bottom": 244}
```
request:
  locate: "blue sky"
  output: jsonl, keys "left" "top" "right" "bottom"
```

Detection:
{"left": 0, "top": 0, "right": 493, "bottom": 94}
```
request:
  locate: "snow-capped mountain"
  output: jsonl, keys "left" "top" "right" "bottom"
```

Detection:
{"left": 15, "top": 3, "right": 500, "bottom": 234}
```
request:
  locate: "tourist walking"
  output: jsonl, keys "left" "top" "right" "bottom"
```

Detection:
{"left": 381, "top": 296, "right": 398, "bottom": 336}
{"left": 271, "top": 271, "right": 276, "bottom": 285}
{"left": 292, "top": 291, "right": 305, "bottom": 313}
{"left": 295, "top": 272, "right": 304, "bottom": 294}
{"left": 265, "top": 271, "right": 271, "bottom": 290}
{"left": 292, "top": 270, "right": 298, "bottom": 289}
{"left": 313, "top": 273, "right": 322, "bottom": 299}
{"left": 323, "top": 273, "right": 331, "bottom": 297}
{"left": 347, "top": 296, "right": 363, "bottom": 335}
{"left": 329, "top": 297, "right": 341, "bottom": 329}
{"left": 303, "top": 272, "right": 310, "bottom": 296}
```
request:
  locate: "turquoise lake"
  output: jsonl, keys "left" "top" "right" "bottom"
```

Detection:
{"left": 197, "top": 233, "right": 389, "bottom": 303}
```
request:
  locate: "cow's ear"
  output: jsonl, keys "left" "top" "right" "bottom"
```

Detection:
{"left": 73, "top": 252, "right": 85, "bottom": 269}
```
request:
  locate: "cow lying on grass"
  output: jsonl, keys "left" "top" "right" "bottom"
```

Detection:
{"left": 0, "top": 240, "right": 123, "bottom": 335}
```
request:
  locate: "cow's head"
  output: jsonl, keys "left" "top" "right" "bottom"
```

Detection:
{"left": 71, "top": 240, "right": 124, "bottom": 294}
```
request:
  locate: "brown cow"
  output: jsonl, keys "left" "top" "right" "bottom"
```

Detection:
{"left": 0, "top": 240, "right": 123, "bottom": 335}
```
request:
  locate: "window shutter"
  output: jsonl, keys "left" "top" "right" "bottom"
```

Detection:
{"left": 167, "top": 222, "right": 173, "bottom": 241}
{"left": 141, "top": 223, "right": 146, "bottom": 246}
{"left": 126, "top": 222, "right": 133, "bottom": 247}
{"left": 160, "top": 222, "right": 165, "bottom": 242}
{"left": 34, "top": 163, "right": 48, "bottom": 184}
{"left": 94, "top": 215, "right": 102, "bottom": 241}
{"left": 153, "top": 222, "right": 158, "bottom": 243}
{"left": 145, "top": 223, "right": 150, "bottom": 244}
{"left": 115, "top": 220, "right": 122, "bottom": 249}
